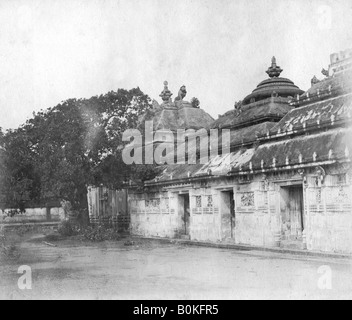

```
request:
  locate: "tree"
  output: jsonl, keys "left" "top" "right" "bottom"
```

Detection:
{"left": 0, "top": 128, "right": 6, "bottom": 209}
{"left": 0, "top": 126, "right": 40, "bottom": 211}
{"left": 0, "top": 87, "right": 160, "bottom": 218}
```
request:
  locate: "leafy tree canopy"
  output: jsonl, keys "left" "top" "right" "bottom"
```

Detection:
{"left": 0, "top": 88, "right": 160, "bottom": 211}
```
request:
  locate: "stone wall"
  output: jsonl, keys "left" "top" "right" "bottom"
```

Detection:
{"left": 129, "top": 188, "right": 223, "bottom": 241}
{"left": 188, "top": 188, "right": 221, "bottom": 242}
{"left": 305, "top": 174, "right": 352, "bottom": 253}
{"left": 129, "top": 179, "right": 291, "bottom": 246}
{"left": 232, "top": 172, "right": 352, "bottom": 254}
{"left": 130, "top": 192, "right": 179, "bottom": 238}
{"left": 129, "top": 167, "right": 352, "bottom": 254}
{"left": 0, "top": 207, "right": 64, "bottom": 224}
{"left": 233, "top": 180, "right": 277, "bottom": 247}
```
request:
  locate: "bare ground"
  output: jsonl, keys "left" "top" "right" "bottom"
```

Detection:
{"left": 1, "top": 228, "right": 352, "bottom": 300}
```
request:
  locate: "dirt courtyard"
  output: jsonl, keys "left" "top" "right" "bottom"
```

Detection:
{"left": 1, "top": 228, "right": 352, "bottom": 300}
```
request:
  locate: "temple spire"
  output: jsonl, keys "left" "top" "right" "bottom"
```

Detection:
{"left": 266, "top": 56, "right": 283, "bottom": 78}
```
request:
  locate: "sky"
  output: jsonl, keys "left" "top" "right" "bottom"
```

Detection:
{"left": 0, "top": 0, "right": 352, "bottom": 130}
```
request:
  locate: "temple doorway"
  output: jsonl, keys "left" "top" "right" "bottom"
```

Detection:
{"left": 280, "top": 184, "right": 304, "bottom": 248}
{"left": 220, "top": 190, "right": 235, "bottom": 240}
{"left": 178, "top": 193, "right": 190, "bottom": 237}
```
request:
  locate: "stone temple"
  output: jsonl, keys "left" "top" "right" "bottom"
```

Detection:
{"left": 89, "top": 49, "right": 352, "bottom": 254}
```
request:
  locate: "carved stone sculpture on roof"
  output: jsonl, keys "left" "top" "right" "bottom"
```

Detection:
{"left": 174, "top": 85, "right": 193, "bottom": 108}
{"left": 191, "top": 97, "right": 200, "bottom": 108}
{"left": 321, "top": 68, "right": 329, "bottom": 77}
{"left": 152, "top": 99, "right": 161, "bottom": 111}
{"left": 234, "top": 100, "right": 243, "bottom": 115}
{"left": 159, "top": 81, "right": 176, "bottom": 109}
{"left": 311, "top": 75, "right": 320, "bottom": 86}
{"left": 175, "top": 85, "right": 187, "bottom": 101}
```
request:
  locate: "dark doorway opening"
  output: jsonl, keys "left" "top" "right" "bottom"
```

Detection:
{"left": 220, "top": 190, "right": 235, "bottom": 240}
{"left": 280, "top": 184, "right": 304, "bottom": 247}
{"left": 229, "top": 191, "right": 235, "bottom": 238}
{"left": 179, "top": 193, "right": 190, "bottom": 236}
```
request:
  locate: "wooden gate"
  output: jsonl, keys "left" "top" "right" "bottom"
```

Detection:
{"left": 87, "top": 186, "right": 128, "bottom": 230}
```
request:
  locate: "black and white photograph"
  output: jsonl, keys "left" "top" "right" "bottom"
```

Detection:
{"left": 0, "top": 0, "right": 352, "bottom": 304}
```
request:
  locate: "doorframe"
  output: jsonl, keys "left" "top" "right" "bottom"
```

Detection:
{"left": 277, "top": 181, "right": 305, "bottom": 241}
{"left": 177, "top": 192, "right": 190, "bottom": 236}
{"left": 219, "top": 189, "right": 235, "bottom": 240}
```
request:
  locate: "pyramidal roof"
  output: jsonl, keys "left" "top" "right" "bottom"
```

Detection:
{"left": 137, "top": 81, "right": 214, "bottom": 132}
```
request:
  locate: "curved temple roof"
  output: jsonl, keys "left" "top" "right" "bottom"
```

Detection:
{"left": 243, "top": 57, "right": 304, "bottom": 105}
{"left": 143, "top": 52, "right": 352, "bottom": 187}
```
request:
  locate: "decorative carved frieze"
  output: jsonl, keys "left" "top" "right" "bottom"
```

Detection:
{"left": 240, "top": 192, "right": 255, "bottom": 207}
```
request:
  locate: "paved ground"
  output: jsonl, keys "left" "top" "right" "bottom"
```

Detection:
{"left": 1, "top": 231, "right": 352, "bottom": 300}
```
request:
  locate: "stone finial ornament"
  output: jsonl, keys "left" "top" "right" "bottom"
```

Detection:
{"left": 159, "top": 81, "right": 173, "bottom": 102}
{"left": 266, "top": 56, "right": 283, "bottom": 78}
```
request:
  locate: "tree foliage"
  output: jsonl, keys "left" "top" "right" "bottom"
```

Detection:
{"left": 0, "top": 88, "right": 160, "bottom": 212}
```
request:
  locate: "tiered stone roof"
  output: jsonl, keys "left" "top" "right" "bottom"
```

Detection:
{"left": 210, "top": 57, "right": 305, "bottom": 150}
{"left": 142, "top": 53, "right": 351, "bottom": 186}
{"left": 242, "top": 57, "right": 304, "bottom": 105}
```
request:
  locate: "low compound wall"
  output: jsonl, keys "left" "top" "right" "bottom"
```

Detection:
{"left": 0, "top": 207, "right": 64, "bottom": 224}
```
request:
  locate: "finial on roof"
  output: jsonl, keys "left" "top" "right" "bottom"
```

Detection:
{"left": 159, "top": 80, "right": 173, "bottom": 102}
{"left": 266, "top": 56, "right": 283, "bottom": 78}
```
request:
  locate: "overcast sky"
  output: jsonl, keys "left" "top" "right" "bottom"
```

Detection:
{"left": 0, "top": 0, "right": 351, "bottom": 130}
